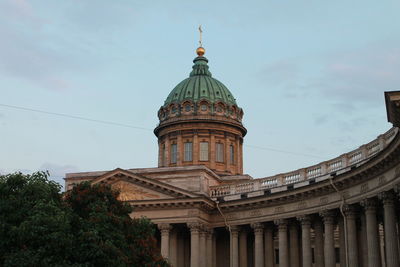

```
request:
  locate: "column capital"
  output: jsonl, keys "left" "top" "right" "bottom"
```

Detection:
{"left": 251, "top": 222, "right": 264, "bottom": 234}
{"left": 297, "top": 215, "right": 312, "bottom": 226}
{"left": 379, "top": 190, "right": 397, "bottom": 205}
{"left": 360, "top": 198, "right": 378, "bottom": 211}
{"left": 394, "top": 183, "right": 400, "bottom": 195}
{"left": 158, "top": 223, "right": 172, "bottom": 233}
{"left": 343, "top": 204, "right": 358, "bottom": 219}
{"left": 187, "top": 222, "right": 203, "bottom": 233}
{"left": 230, "top": 225, "right": 240, "bottom": 233}
{"left": 320, "top": 210, "right": 336, "bottom": 224}
{"left": 274, "top": 219, "right": 288, "bottom": 230}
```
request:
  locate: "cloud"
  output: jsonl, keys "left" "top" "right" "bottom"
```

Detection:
{"left": 260, "top": 42, "right": 400, "bottom": 110}
{"left": 317, "top": 45, "right": 400, "bottom": 106}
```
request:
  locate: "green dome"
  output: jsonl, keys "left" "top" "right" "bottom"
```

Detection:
{"left": 163, "top": 56, "right": 238, "bottom": 107}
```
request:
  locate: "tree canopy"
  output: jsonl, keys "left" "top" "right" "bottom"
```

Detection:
{"left": 0, "top": 172, "right": 169, "bottom": 267}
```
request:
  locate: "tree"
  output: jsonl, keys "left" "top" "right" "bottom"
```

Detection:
{"left": 0, "top": 172, "right": 169, "bottom": 267}
{"left": 64, "top": 181, "right": 168, "bottom": 267}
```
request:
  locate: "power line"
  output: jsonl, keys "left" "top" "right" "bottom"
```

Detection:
{"left": 0, "top": 103, "right": 325, "bottom": 159}
{"left": 0, "top": 103, "right": 153, "bottom": 131}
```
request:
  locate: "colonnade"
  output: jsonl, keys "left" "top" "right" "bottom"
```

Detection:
{"left": 157, "top": 190, "right": 400, "bottom": 267}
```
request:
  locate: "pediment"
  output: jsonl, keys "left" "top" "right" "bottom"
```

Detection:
{"left": 112, "top": 180, "right": 172, "bottom": 201}
{"left": 91, "top": 168, "right": 200, "bottom": 201}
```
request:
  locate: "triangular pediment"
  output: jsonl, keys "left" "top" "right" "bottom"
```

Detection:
{"left": 91, "top": 168, "right": 200, "bottom": 201}
{"left": 111, "top": 180, "right": 172, "bottom": 201}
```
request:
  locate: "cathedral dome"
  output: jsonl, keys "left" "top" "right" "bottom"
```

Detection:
{"left": 156, "top": 49, "right": 244, "bottom": 127}
{"left": 163, "top": 56, "right": 238, "bottom": 107}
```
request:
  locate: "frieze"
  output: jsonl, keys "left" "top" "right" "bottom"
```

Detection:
{"left": 360, "top": 183, "right": 369, "bottom": 193}
{"left": 187, "top": 210, "right": 199, "bottom": 217}
{"left": 378, "top": 175, "right": 386, "bottom": 185}
{"left": 342, "top": 191, "right": 350, "bottom": 199}
{"left": 274, "top": 206, "right": 285, "bottom": 213}
{"left": 319, "top": 197, "right": 329, "bottom": 205}
{"left": 249, "top": 209, "right": 262, "bottom": 217}
{"left": 297, "top": 201, "right": 307, "bottom": 209}
{"left": 226, "top": 213, "right": 239, "bottom": 220}
{"left": 395, "top": 166, "right": 400, "bottom": 178}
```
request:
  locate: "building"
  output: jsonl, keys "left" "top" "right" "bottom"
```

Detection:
{"left": 65, "top": 46, "right": 400, "bottom": 267}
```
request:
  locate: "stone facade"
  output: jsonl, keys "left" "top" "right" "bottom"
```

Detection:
{"left": 65, "top": 48, "right": 400, "bottom": 267}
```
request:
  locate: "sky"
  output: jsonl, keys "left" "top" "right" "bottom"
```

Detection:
{"left": 1, "top": 0, "right": 399, "bottom": 188}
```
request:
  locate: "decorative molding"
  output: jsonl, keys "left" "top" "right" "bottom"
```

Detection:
{"left": 378, "top": 175, "right": 386, "bottom": 185}
{"left": 360, "top": 198, "right": 378, "bottom": 212}
{"left": 249, "top": 209, "right": 262, "bottom": 217}
{"left": 158, "top": 223, "right": 172, "bottom": 233}
{"left": 378, "top": 190, "right": 396, "bottom": 205}
{"left": 360, "top": 183, "right": 369, "bottom": 193}
{"left": 320, "top": 210, "right": 336, "bottom": 224}
{"left": 274, "top": 206, "right": 285, "bottom": 213}
{"left": 297, "top": 215, "right": 312, "bottom": 226}
{"left": 250, "top": 222, "right": 264, "bottom": 234}
{"left": 319, "top": 197, "right": 329, "bottom": 205}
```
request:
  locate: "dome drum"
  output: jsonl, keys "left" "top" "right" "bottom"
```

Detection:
{"left": 157, "top": 101, "right": 244, "bottom": 124}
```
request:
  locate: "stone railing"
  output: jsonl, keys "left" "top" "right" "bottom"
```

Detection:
{"left": 210, "top": 127, "right": 398, "bottom": 198}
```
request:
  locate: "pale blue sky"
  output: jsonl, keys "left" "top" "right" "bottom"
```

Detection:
{"left": 1, "top": 0, "right": 399, "bottom": 186}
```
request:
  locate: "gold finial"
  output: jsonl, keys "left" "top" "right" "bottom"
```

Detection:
{"left": 196, "top": 25, "right": 205, "bottom": 56}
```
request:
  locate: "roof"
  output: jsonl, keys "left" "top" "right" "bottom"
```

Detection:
{"left": 163, "top": 56, "right": 238, "bottom": 107}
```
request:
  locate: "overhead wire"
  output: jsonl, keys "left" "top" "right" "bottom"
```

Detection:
{"left": 0, "top": 102, "right": 326, "bottom": 159}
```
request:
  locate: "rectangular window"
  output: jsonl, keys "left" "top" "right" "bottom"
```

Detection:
{"left": 184, "top": 142, "right": 193, "bottom": 161}
{"left": 171, "top": 144, "right": 177, "bottom": 164}
{"left": 162, "top": 144, "right": 166, "bottom": 165}
{"left": 216, "top": 143, "right": 224, "bottom": 162}
{"left": 200, "top": 142, "right": 209, "bottom": 161}
{"left": 229, "top": 145, "right": 234, "bottom": 164}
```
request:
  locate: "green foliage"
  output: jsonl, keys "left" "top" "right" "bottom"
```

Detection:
{"left": 0, "top": 172, "right": 169, "bottom": 267}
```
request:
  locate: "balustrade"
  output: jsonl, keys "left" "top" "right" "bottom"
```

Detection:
{"left": 210, "top": 127, "right": 398, "bottom": 198}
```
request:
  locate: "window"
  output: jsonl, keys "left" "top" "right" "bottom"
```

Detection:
{"left": 200, "top": 142, "right": 209, "bottom": 161}
{"left": 216, "top": 143, "right": 224, "bottom": 162}
{"left": 185, "top": 105, "right": 191, "bottom": 112}
{"left": 184, "top": 142, "right": 193, "bottom": 161}
{"left": 162, "top": 144, "right": 166, "bottom": 165}
{"left": 171, "top": 144, "right": 177, "bottom": 163}
{"left": 201, "top": 104, "right": 207, "bottom": 111}
{"left": 229, "top": 145, "right": 234, "bottom": 164}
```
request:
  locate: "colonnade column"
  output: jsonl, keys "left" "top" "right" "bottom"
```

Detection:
{"left": 199, "top": 227, "right": 206, "bottom": 267}
{"left": 188, "top": 223, "right": 200, "bottom": 267}
{"left": 361, "top": 198, "right": 381, "bottom": 267}
{"left": 264, "top": 225, "right": 274, "bottom": 267}
{"left": 275, "top": 219, "right": 289, "bottom": 267}
{"left": 251, "top": 223, "right": 264, "bottom": 267}
{"left": 338, "top": 216, "right": 346, "bottom": 267}
{"left": 230, "top": 226, "right": 239, "bottom": 267}
{"left": 314, "top": 218, "right": 325, "bottom": 267}
{"left": 169, "top": 228, "right": 178, "bottom": 266}
{"left": 320, "top": 210, "right": 336, "bottom": 267}
{"left": 380, "top": 191, "right": 400, "bottom": 267}
{"left": 343, "top": 205, "right": 359, "bottom": 267}
{"left": 239, "top": 228, "right": 248, "bottom": 267}
{"left": 289, "top": 222, "right": 300, "bottom": 267}
{"left": 158, "top": 223, "right": 172, "bottom": 260}
{"left": 298, "top": 215, "right": 312, "bottom": 267}
{"left": 206, "top": 229, "right": 214, "bottom": 267}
